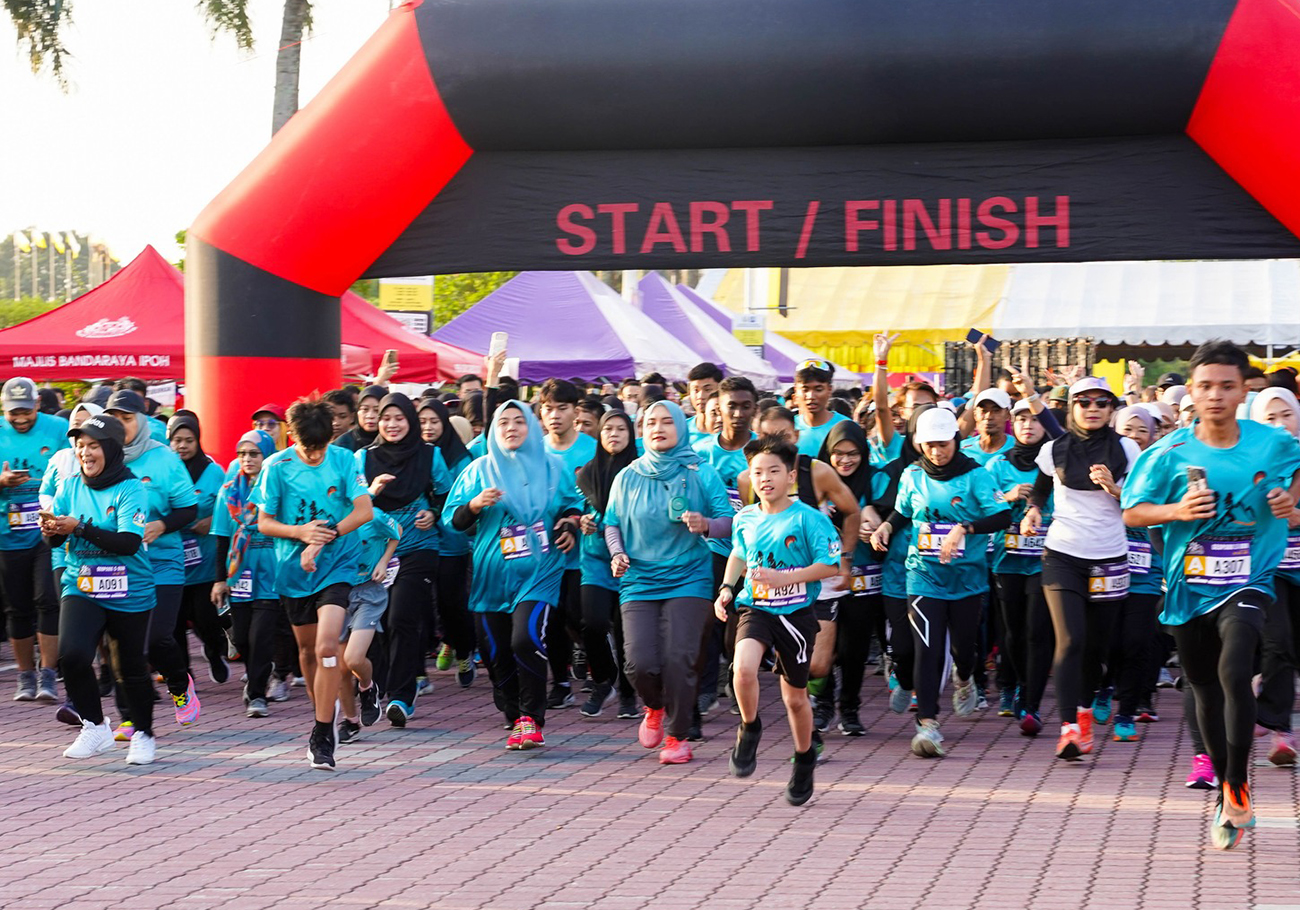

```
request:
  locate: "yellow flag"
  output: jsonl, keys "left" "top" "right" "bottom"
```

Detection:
{"left": 52, "top": 234, "right": 66, "bottom": 254}
{"left": 13, "top": 231, "right": 31, "bottom": 253}
{"left": 32, "top": 232, "right": 47, "bottom": 250}
{"left": 67, "top": 233, "right": 80, "bottom": 258}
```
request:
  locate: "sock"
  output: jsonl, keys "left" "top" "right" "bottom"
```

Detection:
{"left": 743, "top": 716, "right": 762, "bottom": 733}
{"left": 313, "top": 719, "right": 332, "bottom": 736}
{"left": 794, "top": 747, "right": 817, "bottom": 765}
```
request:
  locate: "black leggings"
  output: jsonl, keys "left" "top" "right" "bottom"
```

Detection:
{"left": 580, "top": 584, "right": 634, "bottom": 697}
{"left": 0, "top": 543, "right": 58, "bottom": 638}
{"left": 149, "top": 583, "right": 190, "bottom": 695}
{"left": 546, "top": 570, "right": 583, "bottom": 684}
{"left": 385, "top": 548, "right": 437, "bottom": 705}
{"left": 230, "top": 599, "right": 279, "bottom": 701}
{"left": 476, "top": 602, "right": 551, "bottom": 727}
{"left": 994, "top": 573, "right": 1054, "bottom": 714}
{"left": 1042, "top": 549, "right": 1123, "bottom": 724}
{"left": 908, "top": 594, "right": 982, "bottom": 721}
{"left": 1257, "top": 578, "right": 1300, "bottom": 733}
{"left": 837, "top": 590, "right": 884, "bottom": 713}
{"left": 59, "top": 596, "right": 154, "bottom": 734}
{"left": 178, "top": 581, "right": 227, "bottom": 674}
{"left": 1106, "top": 592, "right": 1159, "bottom": 717}
{"left": 433, "top": 554, "right": 475, "bottom": 657}
{"left": 884, "top": 595, "right": 915, "bottom": 692}
{"left": 1172, "top": 592, "right": 1266, "bottom": 789}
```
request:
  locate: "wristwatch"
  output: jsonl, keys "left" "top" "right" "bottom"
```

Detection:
{"left": 73, "top": 520, "right": 85, "bottom": 537}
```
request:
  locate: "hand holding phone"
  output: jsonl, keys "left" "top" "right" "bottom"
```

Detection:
{"left": 965, "top": 328, "right": 1000, "bottom": 353}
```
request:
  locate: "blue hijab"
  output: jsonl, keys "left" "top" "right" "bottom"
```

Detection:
{"left": 630, "top": 400, "right": 702, "bottom": 481}
{"left": 483, "top": 400, "right": 563, "bottom": 527}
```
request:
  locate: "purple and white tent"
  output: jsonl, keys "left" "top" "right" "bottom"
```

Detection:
{"left": 433, "top": 271, "right": 701, "bottom": 382}
{"left": 637, "top": 273, "right": 779, "bottom": 388}
{"left": 676, "top": 284, "right": 868, "bottom": 388}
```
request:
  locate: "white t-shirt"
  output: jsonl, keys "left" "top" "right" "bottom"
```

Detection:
{"left": 1035, "top": 436, "right": 1141, "bottom": 561}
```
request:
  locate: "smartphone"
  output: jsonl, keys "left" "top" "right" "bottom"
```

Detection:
{"left": 381, "top": 349, "right": 398, "bottom": 369}
{"left": 489, "top": 331, "right": 509, "bottom": 357}
{"left": 965, "top": 328, "right": 1001, "bottom": 352}
{"left": 37, "top": 510, "right": 55, "bottom": 523}
{"left": 1186, "top": 465, "right": 1208, "bottom": 492}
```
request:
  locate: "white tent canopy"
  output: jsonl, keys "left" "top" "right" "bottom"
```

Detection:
{"left": 995, "top": 259, "right": 1300, "bottom": 347}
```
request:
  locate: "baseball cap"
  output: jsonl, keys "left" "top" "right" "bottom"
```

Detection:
{"left": 251, "top": 403, "right": 286, "bottom": 421}
{"left": 1180, "top": 395, "right": 1197, "bottom": 412}
{"left": 2, "top": 377, "right": 38, "bottom": 411}
{"left": 1048, "top": 386, "right": 1069, "bottom": 403}
{"left": 69, "top": 413, "right": 126, "bottom": 447}
{"left": 914, "top": 407, "right": 959, "bottom": 444}
{"left": 104, "top": 389, "right": 147, "bottom": 414}
{"left": 970, "top": 388, "right": 1013, "bottom": 411}
{"left": 1011, "top": 398, "right": 1036, "bottom": 416}
{"left": 1160, "top": 384, "right": 1188, "bottom": 406}
{"left": 1069, "top": 377, "right": 1116, "bottom": 400}
{"left": 1157, "top": 372, "right": 1184, "bottom": 388}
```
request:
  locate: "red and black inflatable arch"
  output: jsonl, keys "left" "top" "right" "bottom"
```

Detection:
{"left": 187, "top": 0, "right": 1300, "bottom": 455}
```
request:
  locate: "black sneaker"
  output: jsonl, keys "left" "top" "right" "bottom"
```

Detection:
{"left": 729, "top": 718, "right": 762, "bottom": 778}
{"left": 548, "top": 683, "right": 575, "bottom": 709}
{"left": 359, "top": 685, "right": 381, "bottom": 727}
{"left": 307, "top": 726, "right": 336, "bottom": 770}
{"left": 338, "top": 719, "right": 362, "bottom": 744}
{"left": 786, "top": 749, "right": 816, "bottom": 806}
{"left": 838, "top": 710, "right": 864, "bottom": 736}
{"left": 572, "top": 649, "right": 588, "bottom": 685}
{"left": 697, "top": 692, "right": 718, "bottom": 717}
{"left": 580, "top": 682, "right": 614, "bottom": 717}
{"left": 616, "top": 696, "right": 640, "bottom": 719}
{"left": 206, "top": 646, "right": 230, "bottom": 685}
{"left": 812, "top": 697, "right": 834, "bottom": 733}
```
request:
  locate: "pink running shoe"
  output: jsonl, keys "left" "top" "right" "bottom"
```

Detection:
{"left": 638, "top": 707, "right": 665, "bottom": 749}
{"left": 1267, "top": 731, "right": 1297, "bottom": 767}
{"left": 173, "top": 675, "right": 201, "bottom": 725}
{"left": 516, "top": 716, "right": 545, "bottom": 750}
{"left": 659, "top": 736, "right": 692, "bottom": 764}
{"left": 1185, "top": 753, "right": 1218, "bottom": 790}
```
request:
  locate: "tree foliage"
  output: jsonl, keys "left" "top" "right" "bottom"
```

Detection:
{"left": 0, "top": 296, "right": 62, "bottom": 329}
{"left": 4, "top": 0, "right": 72, "bottom": 85}
{"left": 434, "top": 272, "right": 517, "bottom": 328}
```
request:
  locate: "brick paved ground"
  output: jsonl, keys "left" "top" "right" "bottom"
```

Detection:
{"left": 0, "top": 649, "right": 1296, "bottom": 910}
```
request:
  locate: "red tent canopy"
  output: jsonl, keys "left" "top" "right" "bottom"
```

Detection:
{"left": 339, "top": 291, "right": 482, "bottom": 383}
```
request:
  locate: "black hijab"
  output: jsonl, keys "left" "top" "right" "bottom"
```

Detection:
{"left": 365, "top": 393, "right": 435, "bottom": 512}
{"left": 1007, "top": 410, "right": 1049, "bottom": 472}
{"left": 419, "top": 396, "right": 470, "bottom": 471}
{"left": 918, "top": 434, "right": 979, "bottom": 482}
{"left": 167, "top": 413, "right": 209, "bottom": 483}
{"left": 576, "top": 412, "right": 637, "bottom": 515}
{"left": 817, "top": 419, "right": 874, "bottom": 503}
{"left": 1055, "top": 396, "right": 1129, "bottom": 491}
{"left": 347, "top": 384, "right": 387, "bottom": 449}
{"left": 78, "top": 430, "right": 134, "bottom": 492}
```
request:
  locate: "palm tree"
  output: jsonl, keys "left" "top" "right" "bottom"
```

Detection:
{"left": 6, "top": 0, "right": 312, "bottom": 134}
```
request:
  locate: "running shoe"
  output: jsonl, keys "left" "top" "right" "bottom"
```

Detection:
{"left": 976, "top": 691, "right": 989, "bottom": 711}
{"left": 114, "top": 720, "right": 135, "bottom": 742}
{"left": 729, "top": 719, "right": 761, "bottom": 777}
{"left": 1113, "top": 717, "right": 1139, "bottom": 742}
{"left": 1076, "top": 707, "right": 1094, "bottom": 753}
{"left": 638, "top": 707, "right": 665, "bottom": 749}
{"left": 786, "top": 749, "right": 816, "bottom": 806}
{"left": 291, "top": 674, "right": 306, "bottom": 687}
{"left": 1267, "top": 730, "right": 1297, "bottom": 766}
{"left": 386, "top": 699, "right": 413, "bottom": 727}
{"left": 1055, "top": 723, "right": 1084, "bottom": 761}
{"left": 173, "top": 675, "right": 201, "bottom": 725}
{"left": 1210, "top": 797, "right": 1245, "bottom": 850}
{"left": 1221, "top": 781, "right": 1255, "bottom": 830}
{"left": 267, "top": 677, "right": 291, "bottom": 702}
{"left": 1019, "top": 711, "right": 1043, "bottom": 737}
{"left": 580, "top": 682, "right": 615, "bottom": 717}
{"left": 838, "top": 710, "right": 864, "bottom": 736}
{"left": 307, "top": 726, "right": 336, "bottom": 770}
{"left": 659, "top": 736, "right": 692, "bottom": 764}
{"left": 55, "top": 703, "right": 82, "bottom": 726}
{"left": 1157, "top": 668, "right": 1175, "bottom": 688}
{"left": 125, "top": 731, "right": 156, "bottom": 765}
{"left": 812, "top": 696, "right": 835, "bottom": 733}
{"left": 416, "top": 676, "right": 434, "bottom": 697}
{"left": 951, "top": 676, "right": 978, "bottom": 718}
{"left": 435, "top": 643, "right": 455, "bottom": 672}
{"left": 207, "top": 652, "right": 230, "bottom": 685}
{"left": 697, "top": 692, "right": 718, "bottom": 717}
{"left": 13, "top": 670, "right": 36, "bottom": 701}
{"left": 1186, "top": 754, "right": 1218, "bottom": 790}
{"left": 246, "top": 698, "right": 270, "bottom": 719}
{"left": 908, "top": 693, "right": 918, "bottom": 713}
{"left": 516, "top": 716, "right": 545, "bottom": 750}
{"left": 1091, "top": 688, "right": 1113, "bottom": 725}
{"left": 35, "top": 668, "right": 58, "bottom": 703}
{"left": 355, "top": 685, "right": 378, "bottom": 726}
{"left": 886, "top": 670, "right": 899, "bottom": 692}
{"left": 457, "top": 657, "right": 476, "bottom": 688}
{"left": 1136, "top": 705, "right": 1159, "bottom": 723}
{"left": 910, "top": 719, "right": 945, "bottom": 758}
{"left": 64, "top": 718, "right": 115, "bottom": 759}
{"left": 572, "top": 649, "right": 588, "bottom": 685}
{"left": 548, "top": 683, "right": 575, "bottom": 709}
{"left": 617, "top": 696, "right": 640, "bottom": 719}
{"left": 812, "top": 729, "right": 826, "bottom": 763}
{"left": 338, "top": 719, "right": 362, "bottom": 744}
{"left": 686, "top": 705, "right": 704, "bottom": 742}
{"left": 889, "top": 686, "right": 912, "bottom": 715}
{"left": 997, "top": 688, "right": 1016, "bottom": 717}
{"left": 506, "top": 721, "right": 524, "bottom": 750}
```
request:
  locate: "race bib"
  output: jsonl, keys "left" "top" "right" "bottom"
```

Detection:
{"left": 7, "top": 501, "right": 39, "bottom": 528}
{"left": 382, "top": 556, "right": 400, "bottom": 589}
{"left": 917, "top": 523, "right": 965, "bottom": 557}
{"left": 1280, "top": 531, "right": 1300, "bottom": 571}
{"left": 1004, "top": 532, "right": 1046, "bottom": 557}
{"left": 1128, "top": 538, "right": 1152, "bottom": 575}
{"left": 499, "top": 522, "right": 550, "bottom": 560}
{"left": 1184, "top": 538, "right": 1251, "bottom": 587}
{"left": 726, "top": 488, "right": 743, "bottom": 513}
{"left": 182, "top": 536, "right": 202, "bottom": 568}
{"left": 849, "top": 563, "right": 882, "bottom": 595}
{"left": 751, "top": 579, "right": 808, "bottom": 609}
{"left": 231, "top": 569, "right": 253, "bottom": 600}
{"left": 76, "top": 565, "right": 129, "bottom": 600}
{"left": 1088, "top": 561, "right": 1130, "bottom": 601}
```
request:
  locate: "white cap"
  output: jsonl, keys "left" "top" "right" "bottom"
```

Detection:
{"left": 936, "top": 399, "right": 957, "bottom": 413}
{"left": 970, "top": 388, "right": 1012, "bottom": 411}
{"left": 1069, "top": 377, "right": 1115, "bottom": 399}
{"left": 914, "top": 407, "right": 959, "bottom": 444}
{"left": 1161, "top": 384, "right": 1188, "bottom": 406}
{"left": 1180, "top": 395, "right": 1196, "bottom": 412}
{"left": 1011, "top": 398, "right": 1035, "bottom": 416}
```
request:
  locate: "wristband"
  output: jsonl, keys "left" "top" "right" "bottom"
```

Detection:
{"left": 960, "top": 522, "right": 974, "bottom": 535}
{"left": 718, "top": 581, "right": 737, "bottom": 598}
{"left": 1024, "top": 392, "right": 1040, "bottom": 403}
{"left": 876, "top": 359, "right": 889, "bottom": 367}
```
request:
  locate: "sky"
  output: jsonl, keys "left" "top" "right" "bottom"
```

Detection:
{"left": 0, "top": 0, "right": 394, "bottom": 264}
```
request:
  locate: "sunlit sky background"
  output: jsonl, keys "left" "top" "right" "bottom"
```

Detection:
{"left": 0, "top": 1, "right": 394, "bottom": 264}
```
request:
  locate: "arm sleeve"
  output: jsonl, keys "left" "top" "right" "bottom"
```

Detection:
{"left": 884, "top": 511, "right": 911, "bottom": 533}
{"left": 604, "top": 525, "right": 625, "bottom": 557}
{"left": 707, "top": 516, "right": 733, "bottom": 539}
{"left": 450, "top": 505, "right": 479, "bottom": 532}
{"left": 214, "top": 535, "right": 230, "bottom": 572}
{"left": 1027, "top": 471, "right": 1054, "bottom": 510}
{"left": 968, "top": 511, "right": 1013, "bottom": 535}
{"left": 161, "top": 504, "right": 198, "bottom": 534}
{"left": 1037, "top": 407, "right": 1064, "bottom": 439}
{"left": 79, "top": 523, "right": 143, "bottom": 556}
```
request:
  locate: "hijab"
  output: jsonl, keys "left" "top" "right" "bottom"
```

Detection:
{"left": 449, "top": 415, "right": 474, "bottom": 445}
{"left": 167, "top": 413, "right": 210, "bottom": 483}
{"left": 419, "top": 396, "right": 470, "bottom": 471}
{"left": 917, "top": 436, "right": 979, "bottom": 482}
{"left": 243, "top": 429, "right": 276, "bottom": 459}
{"left": 226, "top": 430, "right": 269, "bottom": 577}
{"left": 345, "top": 384, "right": 386, "bottom": 449}
{"left": 817, "top": 419, "right": 874, "bottom": 503}
{"left": 461, "top": 390, "right": 486, "bottom": 430}
{"left": 1007, "top": 409, "right": 1050, "bottom": 472}
{"left": 77, "top": 426, "right": 134, "bottom": 492}
{"left": 365, "top": 393, "right": 436, "bottom": 512}
{"left": 120, "top": 412, "right": 164, "bottom": 463}
{"left": 1055, "top": 392, "right": 1129, "bottom": 491}
{"left": 483, "top": 400, "right": 565, "bottom": 527}
{"left": 577, "top": 412, "right": 637, "bottom": 515}
{"left": 628, "top": 400, "right": 701, "bottom": 481}
{"left": 1113, "top": 405, "right": 1156, "bottom": 445}
{"left": 1250, "top": 387, "right": 1300, "bottom": 438}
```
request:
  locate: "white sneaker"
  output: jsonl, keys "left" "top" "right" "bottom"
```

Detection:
{"left": 889, "top": 685, "right": 913, "bottom": 714}
{"left": 952, "top": 674, "right": 978, "bottom": 717}
{"left": 910, "top": 719, "right": 946, "bottom": 757}
{"left": 267, "top": 678, "right": 291, "bottom": 702}
{"left": 64, "top": 718, "right": 115, "bottom": 759}
{"left": 126, "top": 731, "right": 156, "bottom": 765}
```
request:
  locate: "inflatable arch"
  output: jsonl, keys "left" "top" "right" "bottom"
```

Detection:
{"left": 187, "top": 0, "right": 1300, "bottom": 454}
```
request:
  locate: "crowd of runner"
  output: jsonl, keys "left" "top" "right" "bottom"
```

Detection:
{"left": 2, "top": 333, "right": 1297, "bottom": 845}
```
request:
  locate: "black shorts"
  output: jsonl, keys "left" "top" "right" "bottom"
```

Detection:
{"left": 736, "top": 606, "right": 819, "bottom": 688}
{"left": 281, "top": 582, "right": 351, "bottom": 627}
{"left": 813, "top": 598, "right": 840, "bottom": 623}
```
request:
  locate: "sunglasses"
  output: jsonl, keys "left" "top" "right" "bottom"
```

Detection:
{"left": 798, "top": 358, "right": 832, "bottom": 372}
{"left": 1074, "top": 396, "right": 1112, "bottom": 409}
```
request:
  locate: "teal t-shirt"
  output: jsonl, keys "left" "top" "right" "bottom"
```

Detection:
{"left": 211, "top": 475, "right": 279, "bottom": 603}
{"left": 895, "top": 462, "right": 1010, "bottom": 599}
{"left": 181, "top": 460, "right": 226, "bottom": 586}
{"left": 985, "top": 453, "right": 1053, "bottom": 577}
{"left": 354, "top": 446, "right": 452, "bottom": 556}
{"left": 435, "top": 453, "right": 473, "bottom": 557}
{"left": 442, "top": 455, "right": 583, "bottom": 612}
{"left": 732, "top": 500, "right": 841, "bottom": 614}
{"left": 960, "top": 434, "right": 1014, "bottom": 467}
{"left": 1126, "top": 526, "right": 1164, "bottom": 597}
{"left": 147, "top": 415, "right": 169, "bottom": 444}
{"left": 252, "top": 446, "right": 371, "bottom": 598}
{"left": 354, "top": 507, "right": 403, "bottom": 585}
{"left": 604, "top": 461, "right": 732, "bottom": 602}
{"left": 0, "top": 412, "right": 69, "bottom": 550}
{"left": 579, "top": 505, "right": 618, "bottom": 592}
{"left": 869, "top": 433, "right": 903, "bottom": 469}
{"left": 51, "top": 474, "right": 154, "bottom": 612}
{"left": 692, "top": 433, "right": 754, "bottom": 559}
{"left": 795, "top": 411, "right": 849, "bottom": 458}
{"left": 545, "top": 433, "right": 598, "bottom": 570}
{"left": 1121, "top": 421, "right": 1300, "bottom": 625}
{"left": 128, "top": 443, "right": 198, "bottom": 586}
